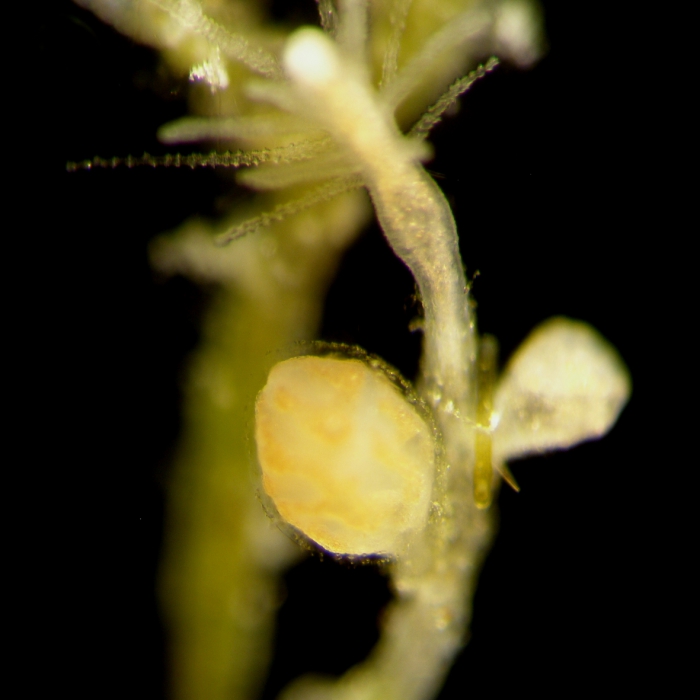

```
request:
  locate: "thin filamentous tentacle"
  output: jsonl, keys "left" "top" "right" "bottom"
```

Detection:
{"left": 336, "top": 0, "right": 369, "bottom": 57}
{"left": 408, "top": 57, "right": 499, "bottom": 140}
{"left": 237, "top": 151, "right": 358, "bottom": 191}
{"left": 381, "top": 7, "right": 491, "bottom": 111}
{"left": 315, "top": 0, "right": 339, "bottom": 36}
{"left": 148, "top": 0, "right": 282, "bottom": 79}
{"left": 157, "top": 114, "right": 326, "bottom": 144}
{"left": 215, "top": 173, "right": 363, "bottom": 245}
{"left": 380, "top": 0, "right": 415, "bottom": 88}
{"left": 66, "top": 138, "right": 333, "bottom": 173}
{"left": 66, "top": 152, "right": 251, "bottom": 172}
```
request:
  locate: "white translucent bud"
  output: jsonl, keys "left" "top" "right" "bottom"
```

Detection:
{"left": 255, "top": 356, "right": 436, "bottom": 556}
{"left": 494, "top": 0, "right": 545, "bottom": 68}
{"left": 283, "top": 27, "right": 340, "bottom": 88}
{"left": 493, "top": 317, "right": 631, "bottom": 462}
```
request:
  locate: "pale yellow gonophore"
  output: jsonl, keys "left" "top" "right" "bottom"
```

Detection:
{"left": 256, "top": 354, "right": 437, "bottom": 557}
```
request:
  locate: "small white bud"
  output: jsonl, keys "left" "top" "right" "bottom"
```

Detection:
{"left": 494, "top": 0, "right": 545, "bottom": 68}
{"left": 493, "top": 317, "right": 631, "bottom": 461}
{"left": 283, "top": 27, "right": 340, "bottom": 88}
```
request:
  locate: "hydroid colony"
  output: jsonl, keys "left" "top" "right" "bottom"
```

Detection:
{"left": 70, "top": 2, "right": 629, "bottom": 700}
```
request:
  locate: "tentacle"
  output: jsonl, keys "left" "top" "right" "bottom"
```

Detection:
{"left": 215, "top": 174, "right": 363, "bottom": 245}
{"left": 315, "top": 0, "right": 339, "bottom": 36}
{"left": 149, "top": 0, "right": 282, "bottom": 79}
{"left": 237, "top": 151, "right": 358, "bottom": 191}
{"left": 336, "top": 0, "right": 369, "bottom": 58}
{"left": 380, "top": 0, "right": 414, "bottom": 88}
{"left": 157, "top": 115, "right": 325, "bottom": 144}
{"left": 66, "top": 138, "right": 333, "bottom": 173}
{"left": 408, "top": 57, "right": 499, "bottom": 140}
{"left": 380, "top": 8, "right": 491, "bottom": 111}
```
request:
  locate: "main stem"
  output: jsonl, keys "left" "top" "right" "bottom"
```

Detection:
{"left": 363, "top": 159, "right": 492, "bottom": 700}
{"left": 282, "top": 27, "right": 493, "bottom": 700}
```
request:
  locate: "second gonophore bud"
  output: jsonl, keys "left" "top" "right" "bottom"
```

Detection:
{"left": 255, "top": 354, "right": 438, "bottom": 557}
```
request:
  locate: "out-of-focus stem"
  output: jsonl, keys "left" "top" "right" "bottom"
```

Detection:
{"left": 158, "top": 191, "right": 369, "bottom": 700}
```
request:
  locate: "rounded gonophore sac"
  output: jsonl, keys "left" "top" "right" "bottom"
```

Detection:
{"left": 493, "top": 316, "right": 631, "bottom": 462}
{"left": 255, "top": 355, "right": 436, "bottom": 556}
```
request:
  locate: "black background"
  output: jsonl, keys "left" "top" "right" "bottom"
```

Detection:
{"left": 34, "top": 1, "right": 678, "bottom": 699}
